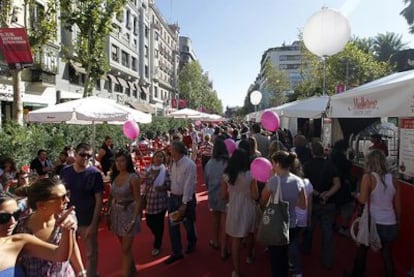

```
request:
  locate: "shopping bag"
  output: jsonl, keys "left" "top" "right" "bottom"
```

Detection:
{"left": 257, "top": 179, "right": 289, "bottom": 246}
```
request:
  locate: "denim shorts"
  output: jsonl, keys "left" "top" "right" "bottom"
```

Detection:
{"left": 376, "top": 224, "right": 398, "bottom": 244}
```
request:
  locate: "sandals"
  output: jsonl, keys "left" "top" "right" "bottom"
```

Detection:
{"left": 208, "top": 240, "right": 219, "bottom": 250}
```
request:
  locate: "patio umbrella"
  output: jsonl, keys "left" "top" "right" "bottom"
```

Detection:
{"left": 27, "top": 96, "right": 152, "bottom": 154}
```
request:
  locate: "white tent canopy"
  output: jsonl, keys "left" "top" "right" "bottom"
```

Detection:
{"left": 328, "top": 70, "right": 414, "bottom": 118}
{"left": 167, "top": 108, "right": 225, "bottom": 121}
{"left": 258, "top": 95, "right": 329, "bottom": 121}
{"left": 167, "top": 108, "right": 204, "bottom": 119}
{"left": 28, "top": 96, "right": 152, "bottom": 124}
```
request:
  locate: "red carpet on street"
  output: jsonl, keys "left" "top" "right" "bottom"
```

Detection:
{"left": 90, "top": 163, "right": 410, "bottom": 277}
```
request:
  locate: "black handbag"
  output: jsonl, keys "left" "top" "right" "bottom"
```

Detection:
{"left": 257, "top": 178, "right": 290, "bottom": 246}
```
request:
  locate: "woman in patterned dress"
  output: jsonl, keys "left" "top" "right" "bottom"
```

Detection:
{"left": 14, "top": 177, "right": 85, "bottom": 277}
{"left": 107, "top": 150, "right": 141, "bottom": 277}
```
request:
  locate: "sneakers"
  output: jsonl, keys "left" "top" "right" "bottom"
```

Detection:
{"left": 164, "top": 254, "right": 184, "bottom": 265}
{"left": 151, "top": 248, "right": 160, "bottom": 256}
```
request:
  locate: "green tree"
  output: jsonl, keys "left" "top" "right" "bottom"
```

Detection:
{"left": 0, "top": 0, "right": 58, "bottom": 125}
{"left": 60, "top": 0, "right": 127, "bottom": 97}
{"left": 178, "top": 61, "right": 223, "bottom": 113}
{"left": 262, "top": 60, "right": 290, "bottom": 107}
{"left": 401, "top": 0, "right": 414, "bottom": 33}
{"left": 295, "top": 39, "right": 392, "bottom": 98}
{"left": 373, "top": 32, "right": 408, "bottom": 62}
{"left": 352, "top": 36, "right": 375, "bottom": 55}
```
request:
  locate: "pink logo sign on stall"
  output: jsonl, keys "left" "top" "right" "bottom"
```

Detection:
{"left": 348, "top": 96, "right": 378, "bottom": 115}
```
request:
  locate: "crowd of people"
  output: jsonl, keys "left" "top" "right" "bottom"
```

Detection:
{"left": 0, "top": 120, "right": 400, "bottom": 277}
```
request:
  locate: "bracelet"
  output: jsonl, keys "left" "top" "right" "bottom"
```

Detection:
{"left": 77, "top": 269, "right": 87, "bottom": 277}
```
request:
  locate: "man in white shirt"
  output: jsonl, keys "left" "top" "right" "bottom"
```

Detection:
{"left": 164, "top": 141, "right": 198, "bottom": 264}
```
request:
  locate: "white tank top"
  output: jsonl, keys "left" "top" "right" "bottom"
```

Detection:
{"left": 370, "top": 172, "right": 396, "bottom": 225}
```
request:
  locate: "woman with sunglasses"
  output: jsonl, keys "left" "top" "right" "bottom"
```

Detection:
{"left": 13, "top": 178, "right": 85, "bottom": 277}
{"left": 107, "top": 150, "right": 141, "bottom": 277}
{"left": 0, "top": 193, "right": 75, "bottom": 276}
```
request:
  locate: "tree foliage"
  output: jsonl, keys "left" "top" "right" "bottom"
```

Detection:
{"left": 60, "top": 0, "right": 127, "bottom": 97}
{"left": 262, "top": 60, "right": 290, "bottom": 107}
{"left": 25, "top": 0, "right": 58, "bottom": 50}
{"left": 294, "top": 39, "right": 392, "bottom": 99}
{"left": 178, "top": 61, "right": 223, "bottom": 114}
{"left": 0, "top": 0, "right": 12, "bottom": 27}
{"left": 0, "top": 118, "right": 187, "bottom": 167}
{"left": 401, "top": 0, "right": 414, "bottom": 34}
{"left": 373, "top": 32, "right": 408, "bottom": 62}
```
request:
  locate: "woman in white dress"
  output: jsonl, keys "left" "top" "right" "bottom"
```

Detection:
{"left": 223, "top": 149, "right": 258, "bottom": 277}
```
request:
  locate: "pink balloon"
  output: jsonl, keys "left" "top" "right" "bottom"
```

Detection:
{"left": 261, "top": 111, "right": 280, "bottom": 132}
{"left": 250, "top": 157, "right": 272, "bottom": 183}
{"left": 224, "top": 138, "right": 236, "bottom": 155}
{"left": 123, "top": 120, "right": 140, "bottom": 140}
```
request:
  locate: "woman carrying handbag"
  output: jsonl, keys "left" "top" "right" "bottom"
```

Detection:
{"left": 347, "top": 149, "right": 400, "bottom": 277}
{"left": 260, "top": 151, "right": 306, "bottom": 277}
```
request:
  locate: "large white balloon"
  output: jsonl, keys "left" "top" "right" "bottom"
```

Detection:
{"left": 303, "top": 8, "right": 351, "bottom": 57}
{"left": 250, "top": 90, "right": 262, "bottom": 105}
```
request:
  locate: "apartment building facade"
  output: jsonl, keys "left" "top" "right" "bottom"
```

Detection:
{"left": 256, "top": 41, "right": 303, "bottom": 108}
{"left": 0, "top": 0, "right": 179, "bottom": 124}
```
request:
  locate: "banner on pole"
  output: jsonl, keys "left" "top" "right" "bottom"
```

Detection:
{"left": 0, "top": 28, "right": 33, "bottom": 67}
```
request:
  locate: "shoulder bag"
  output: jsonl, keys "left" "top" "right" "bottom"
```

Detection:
{"left": 257, "top": 178, "right": 290, "bottom": 246}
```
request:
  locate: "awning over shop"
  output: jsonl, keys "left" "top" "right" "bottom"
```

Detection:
{"left": 127, "top": 81, "right": 135, "bottom": 90}
{"left": 128, "top": 100, "right": 155, "bottom": 113}
{"left": 141, "top": 86, "right": 149, "bottom": 95}
{"left": 22, "top": 93, "right": 51, "bottom": 107}
{"left": 107, "top": 74, "right": 119, "bottom": 85}
{"left": 117, "top": 77, "right": 128, "bottom": 88}
{"left": 70, "top": 62, "right": 86, "bottom": 75}
{"left": 59, "top": 90, "right": 82, "bottom": 99}
{"left": 328, "top": 70, "right": 414, "bottom": 118}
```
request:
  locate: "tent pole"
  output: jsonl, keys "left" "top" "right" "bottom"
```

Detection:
{"left": 92, "top": 121, "right": 96, "bottom": 165}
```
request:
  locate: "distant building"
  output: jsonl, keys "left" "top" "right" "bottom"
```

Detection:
{"left": 178, "top": 36, "right": 197, "bottom": 71}
{"left": 256, "top": 41, "right": 303, "bottom": 108}
{"left": 0, "top": 0, "right": 182, "bottom": 124}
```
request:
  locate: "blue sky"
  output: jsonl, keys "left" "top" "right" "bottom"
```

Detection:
{"left": 156, "top": 0, "right": 414, "bottom": 109}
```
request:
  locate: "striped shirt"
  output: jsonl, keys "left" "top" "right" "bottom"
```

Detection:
{"left": 198, "top": 142, "right": 213, "bottom": 157}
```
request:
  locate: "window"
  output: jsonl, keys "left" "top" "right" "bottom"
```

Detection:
{"left": 145, "top": 26, "right": 149, "bottom": 38}
{"left": 155, "top": 49, "right": 159, "bottom": 58}
{"left": 111, "top": 45, "right": 119, "bottom": 62}
{"left": 31, "top": 3, "right": 45, "bottom": 29}
{"left": 133, "top": 88, "right": 137, "bottom": 98}
{"left": 279, "top": 55, "right": 287, "bottom": 61}
{"left": 131, "top": 57, "right": 137, "bottom": 71}
{"left": 154, "top": 87, "right": 158, "bottom": 98}
{"left": 121, "top": 51, "right": 129, "bottom": 67}
{"left": 145, "top": 45, "right": 149, "bottom": 57}
{"left": 126, "top": 10, "right": 131, "bottom": 29}
{"left": 154, "top": 32, "right": 159, "bottom": 41}
{"left": 133, "top": 17, "right": 138, "bottom": 35}
{"left": 145, "top": 65, "right": 149, "bottom": 78}
{"left": 114, "top": 84, "right": 122, "bottom": 93}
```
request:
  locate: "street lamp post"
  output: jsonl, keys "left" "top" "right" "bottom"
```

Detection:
{"left": 250, "top": 90, "right": 262, "bottom": 112}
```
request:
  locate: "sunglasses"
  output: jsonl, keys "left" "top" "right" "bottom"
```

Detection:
{"left": 47, "top": 192, "right": 71, "bottom": 201}
{"left": 0, "top": 210, "right": 21, "bottom": 225}
{"left": 78, "top": 153, "right": 93, "bottom": 159}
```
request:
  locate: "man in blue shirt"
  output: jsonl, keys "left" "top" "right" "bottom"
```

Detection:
{"left": 60, "top": 143, "right": 103, "bottom": 277}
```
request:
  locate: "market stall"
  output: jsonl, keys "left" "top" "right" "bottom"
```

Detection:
{"left": 328, "top": 69, "right": 414, "bottom": 274}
